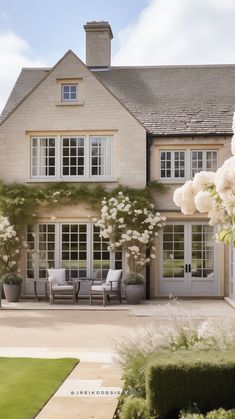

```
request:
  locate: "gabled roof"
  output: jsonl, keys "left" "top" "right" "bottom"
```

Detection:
{"left": 1, "top": 59, "right": 235, "bottom": 136}
{"left": 0, "top": 68, "right": 50, "bottom": 124}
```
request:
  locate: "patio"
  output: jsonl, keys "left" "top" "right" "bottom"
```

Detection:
{"left": 0, "top": 299, "right": 234, "bottom": 418}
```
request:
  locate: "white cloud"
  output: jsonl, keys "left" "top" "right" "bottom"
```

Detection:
{"left": 113, "top": 0, "right": 235, "bottom": 65}
{"left": 0, "top": 31, "right": 46, "bottom": 113}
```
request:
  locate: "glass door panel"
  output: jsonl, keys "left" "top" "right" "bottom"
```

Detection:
{"left": 61, "top": 224, "right": 88, "bottom": 279}
{"left": 191, "top": 224, "right": 214, "bottom": 280}
{"left": 162, "top": 224, "right": 185, "bottom": 279}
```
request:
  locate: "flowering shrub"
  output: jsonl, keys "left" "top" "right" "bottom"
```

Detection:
{"left": 96, "top": 192, "right": 166, "bottom": 273}
{"left": 0, "top": 216, "right": 23, "bottom": 274}
{"left": 173, "top": 113, "right": 235, "bottom": 246}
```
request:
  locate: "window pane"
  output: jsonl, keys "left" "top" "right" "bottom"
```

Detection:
{"left": 174, "top": 151, "right": 185, "bottom": 178}
{"left": 206, "top": 150, "right": 218, "bottom": 172}
{"left": 31, "top": 137, "right": 56, "bottom": 178}
{"left": 62, "top": 84, "right": 78, "bottom": 101}
{"left": 62, "top": 137, "right": 84, "bottom": 176}
{"left": 27, "top": 224, "right": 55, "bottom": 279}
{"left": 92, "top": 225, "right": 122, "bottom": 278}
{"left": 160, "top": 151, "right": 171, "bottom": 178}
{"left": 90, "top": 136, "right": 111, "bottom": 177}
{"left": 61, "top": 224, "right": 87, "bottom": 278}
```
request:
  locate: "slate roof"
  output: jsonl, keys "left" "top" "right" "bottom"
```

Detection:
{"left": 0, "top": 68, "right": 50, "bottom": 125}
{"left": 1, "top": 63, "right": 235, "bottom": 136}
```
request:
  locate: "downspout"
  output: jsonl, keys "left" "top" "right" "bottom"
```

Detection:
{"left": 146, "top": 132, "right": 153, "bottom": 300}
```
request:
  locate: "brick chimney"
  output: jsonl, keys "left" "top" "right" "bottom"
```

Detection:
{"left": 84, "top": 21, "right": 113, "bottom": 68}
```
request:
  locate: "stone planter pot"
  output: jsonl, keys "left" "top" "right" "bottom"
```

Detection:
{"left": 3, "top": 284, "right": 21, "bottom": 302}
{"left": 125, "top": 284, "right": 145, "bottom": 304}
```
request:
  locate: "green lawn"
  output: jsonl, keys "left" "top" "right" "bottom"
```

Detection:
{"left": 0, "top": 357, "right": 79, "bottom": 419}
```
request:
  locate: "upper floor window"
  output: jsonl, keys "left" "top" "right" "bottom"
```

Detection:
{"left": 61, "top": 84, "right": 78, "bottom": 102}
{"left": 160, "top": 151, "right": 186, "bottom": 180}
{"left": 30, "top": 136, "right": 112, "bottom": 180}
{"left": 160, "top": 149, "right": 218, "bottom": 181}
{"left": 191, "top": 150, "right": 218, "bottom": 178}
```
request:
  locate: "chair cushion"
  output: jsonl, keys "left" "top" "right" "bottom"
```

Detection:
{"left": 91, "top": 284, "right": 112, "bottom": 292}
{"left": 52, "top": 285, "right": 74, "bottom": 291}
{"left": 48, "top": 269, "right": 66, "bottom": 285}
{"left": 105, "top": 269, "right": 122, "bottom": 283}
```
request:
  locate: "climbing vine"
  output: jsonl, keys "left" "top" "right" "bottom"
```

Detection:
{"left": 0, "top": 180, "right": 167, "bottom": 237}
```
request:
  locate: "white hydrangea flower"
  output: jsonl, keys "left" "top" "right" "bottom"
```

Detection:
{"left": 193, "top": 171, "right": 215, "bottom": 193}
{"left": 194, "top": 191, "right": 214, "bottom": 213}
{"left": 174, "top": 181, "right": 196, "bottom": 215}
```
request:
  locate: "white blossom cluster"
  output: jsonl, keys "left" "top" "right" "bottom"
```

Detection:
{"left": 173, "top": 112, "right": 235, "bottom": 245}
{"left": 0, "top": 216, "right": 22, "bottom": 273}
{"left": 96, "top": 192, "right": 166, "bottom": 273}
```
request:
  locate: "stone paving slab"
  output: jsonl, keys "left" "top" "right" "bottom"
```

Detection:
{"left": 2, "top": 299, "right": 235, "bottom": 320}
{"left": 36, "top": 362, "right": 122, "bottom": 419}
{"left": 0, "top": 348, "right": 115, "bottom": 363}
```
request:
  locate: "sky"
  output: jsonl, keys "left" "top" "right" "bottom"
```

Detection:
{"left": 1, "top": 0, "right": 235, "bottom": 112}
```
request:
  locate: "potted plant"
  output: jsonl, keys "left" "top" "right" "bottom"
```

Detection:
{"left": 1, "top": 273, "right": 23, "bottom": 302}
{"left": 0, "top": 216, "right": 26, "bottom": 303}
{"left": 124, "top": 273, "right": 145, "bottom": 304}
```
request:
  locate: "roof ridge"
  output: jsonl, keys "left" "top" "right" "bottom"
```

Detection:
{"left": 21, "top": 67, "right": 51, "bottom": 70}
{"left": 109, "top": 64, "right": 235, "bottom": 69}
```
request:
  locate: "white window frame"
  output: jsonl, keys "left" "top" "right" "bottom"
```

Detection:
{"left": 31, "top": 137, "right": 57, "bottom": 179}
{"left": 159, "top": 148, "right": 219, "bottom": 182}
{"left": 191, "top": 150, "right": 218, "bottom": 178}
{"left": 61, "top": 136, "right": 86, "bottom": 178}
{"left": 159, "top": 150, "right": 186, "bottom": 181}
{"left": 61, "top": 84, "right": 78, "bottom": 102}
{"left": 90, "top": 136, "right": 112, "bottom": 178}
{"left": 30, "top": 135, "right": 113, "bottom": 181}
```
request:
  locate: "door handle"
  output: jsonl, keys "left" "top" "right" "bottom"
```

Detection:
{"left": 185, "top": 264, "right": 188, "bottom": 273}
{"left": 188, "top": 264, "right": 191, "bottom": 273}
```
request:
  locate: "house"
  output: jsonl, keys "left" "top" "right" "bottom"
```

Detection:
{"left": 0, "top": 21, "right": 235, "bottom": 300}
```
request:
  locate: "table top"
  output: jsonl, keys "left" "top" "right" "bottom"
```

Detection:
{"left": 27, "top": 278, "right": 93, "bottom": 283}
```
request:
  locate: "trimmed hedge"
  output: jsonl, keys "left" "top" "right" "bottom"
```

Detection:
{"left": 146, "top": 351, "right": 235, "bottom": 419}
{"left": 180, "top": 408, "right": 235, "bottom": 419}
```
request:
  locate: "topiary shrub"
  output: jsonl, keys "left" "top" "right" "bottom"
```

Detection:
{"left": 146, "top": 351, "right": 235, "bottom": 419}
{"left": 120, "top": 397, "right": 149, "bottom": 419}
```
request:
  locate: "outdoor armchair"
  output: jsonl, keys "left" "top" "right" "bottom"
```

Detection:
{"left": 47, "top": 269, "right": 79, "bottom": 304}
{"left": 89, "top": 269, "right": 122, "bottom": 307}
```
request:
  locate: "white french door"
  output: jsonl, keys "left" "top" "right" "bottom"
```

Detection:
{"left": 159, "top": 221, "right": 218, "bottom": 295}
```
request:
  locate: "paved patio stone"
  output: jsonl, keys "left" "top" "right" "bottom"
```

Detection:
{"left": 36, "top": 362, "right": 122, "bottom": 419}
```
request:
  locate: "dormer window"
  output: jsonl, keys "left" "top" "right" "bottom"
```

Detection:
{"left": 61, "top": 84, "right": 78, "bottom": 102}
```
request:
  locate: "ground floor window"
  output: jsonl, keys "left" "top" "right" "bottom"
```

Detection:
{"left": 27, "top": 223, "right": 123, "bottom": 280}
